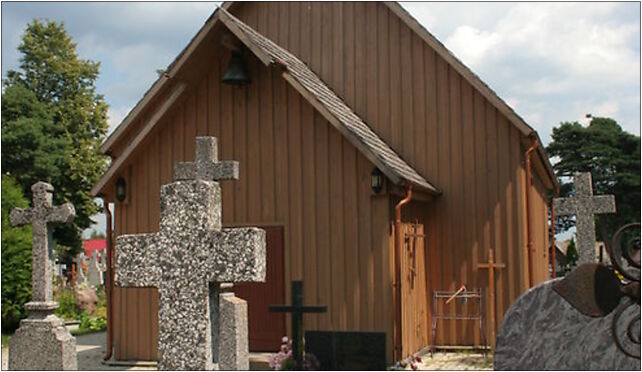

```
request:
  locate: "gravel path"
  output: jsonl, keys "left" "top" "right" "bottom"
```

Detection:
{"left": 2, "top": 332, "right": 155, "bottom": 370}
{"left": 415, "top": 351, "right": 492, "bottom": 370}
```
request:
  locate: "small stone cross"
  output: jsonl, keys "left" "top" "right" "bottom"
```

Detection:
{"left": 10, "top": 182, "right": 75, "bottom": 309}
{"left": 115, "top": 136, "right": 265, "bottom": 370}
{"left": 553, "top": 172, "right": 616, "bottom": 265}
{"left": 174, "top": 136, "right": 239, "bottom": 181}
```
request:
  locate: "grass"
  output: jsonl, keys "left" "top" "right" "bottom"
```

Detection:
{"left": 1, "top": 333, "right": 10, "bottom": 348}
{"left": 70, "top": 327, "right": 103, "bottom": 337}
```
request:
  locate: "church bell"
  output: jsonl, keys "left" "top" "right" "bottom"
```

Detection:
{"left": 221, "top": 51, "right": 250, "bottom": 86}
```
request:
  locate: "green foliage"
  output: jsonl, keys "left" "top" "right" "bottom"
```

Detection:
{"left": 55, "top": 287, "right": 78, "bottom": 321}
{"left": 1, "top": 333, "right": 10, "bottom": 347}
{"left": 547, "top": 117, "right": 641, "bottom": 245}
{"left": 1, "top": 175, "right": 33, "bottom": 332}
{"left": 565, "top": 238, "right": 579, "bottom": 268}
{"left": 89, "top": 230, "right": 105, "bottom": 239}
{"left": 2, "top": 19, "right": 109, "bottom": 256}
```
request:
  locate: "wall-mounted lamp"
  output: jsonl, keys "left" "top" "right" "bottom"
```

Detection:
{"left": 222, "top": 51, "right": 251, "bottom": 86}
{"left": 371, "top": 168, "right": 384, "bottom": 194}
{"left": 115, "top": 177, "right": 127, "bottom": 203}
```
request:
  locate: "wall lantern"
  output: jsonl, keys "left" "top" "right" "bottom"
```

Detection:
{"left": 115, "top": 177, "right": 127, "bottom": 203}
{"left": 222, "top": 51, "right": 251, "bottom": 86}
{"left": 371, "top": 168, "right": 384, "bottom": 194}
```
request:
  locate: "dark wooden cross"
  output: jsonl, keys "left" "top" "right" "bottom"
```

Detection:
{"left": 477, "top": 248, "right": 505, "bottom": 352}
{"left": 269, "top": 281, "right": 327, "bottom": 368}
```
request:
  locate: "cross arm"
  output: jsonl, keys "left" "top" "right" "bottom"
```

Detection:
{"left": 207, "top": 227, "right": 266, "bottom": 283}
{"left": 46, "top": 202, "right": 76, "bottom": 224}
{"left": 174, "top": 161, "right": 240, "bottom": 181}
{"left": 552, "top": 197, "right": 576, "bottom": 216}
{"left": 592, "top": 195, "right": 616, "bottom": 214}
{"left": 9, "top": 208, "right": 32, "bottom": 227}
{"left": 478, "top": 263, "right": 506, "bottom": 269}
{"left": 114, "top": 233, "right": 160, "bottom": 287}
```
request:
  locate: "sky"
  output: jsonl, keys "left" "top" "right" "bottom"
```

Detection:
{"left": 2, "top": 1, "right": 640, "bottom": 237}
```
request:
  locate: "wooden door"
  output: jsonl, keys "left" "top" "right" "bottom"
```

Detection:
{"left": 400, "top": 222, "right": 429, "bottom": 356}
{"left": 235, "top": 225, "right": 286, "bottom": 351}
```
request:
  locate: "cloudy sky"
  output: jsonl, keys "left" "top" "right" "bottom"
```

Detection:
{"left": 2, "top": 1, "right": 640, "bottom": 235}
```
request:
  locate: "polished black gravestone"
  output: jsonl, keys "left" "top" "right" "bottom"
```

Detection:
{"left": 305, "top": 331, "right": 387, "bottom": 370}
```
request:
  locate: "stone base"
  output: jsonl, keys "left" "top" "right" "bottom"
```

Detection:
{"left": 219, "top": 293, "right": 249, "bottom": 370}
{"left": 9, "top": 314, "right": 77, "bottom": 370}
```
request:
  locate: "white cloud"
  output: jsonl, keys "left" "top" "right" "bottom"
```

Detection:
{"left": 107, "top": 105, "right": 132, "bottom": 135}
{"left": 445, "top": 26, "right": 501, "bottom": 68}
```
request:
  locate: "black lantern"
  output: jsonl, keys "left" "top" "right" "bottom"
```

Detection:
{"left": 371, "top": 168, "right": 384, "bottom": 194}
{"left": 115, "top": 177, "right": 127, "bottom": 203}
{"left": 222, "top": 51, "right": 251, "bottom": 86}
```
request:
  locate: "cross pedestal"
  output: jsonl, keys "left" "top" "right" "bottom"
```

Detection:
{"left": 553, "top": 172, "right": 616, "bottom": 265}
{"left": 115, "top": 137, "right": 266, "bottom": 370}
{"left": 477, "top": 248, "right": 505, "bottom": 352}
{"left": 269, "top": 281, "right": 327, "bottom": 369}
{"left": 8, "top": 182, "right": 77, "bottom": 370}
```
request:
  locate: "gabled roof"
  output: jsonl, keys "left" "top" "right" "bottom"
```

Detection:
{"left": 94, "top": 1, "right": 558, "bottom": 196}
{"left": 217, "top": 9, "right": 439, "bottom": 194}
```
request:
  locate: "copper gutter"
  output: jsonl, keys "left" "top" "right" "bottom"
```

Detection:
{"left": 103, "top": 200, "right": 114, "bottom": 361}
{"left": 524, "top": 137, "right": 539, "bottom": 287}
{"left": 550, "top": 199, "right": 556, "bottom": 279}
{"left": 393, "top": 185, "right": 412, "bottom": 361}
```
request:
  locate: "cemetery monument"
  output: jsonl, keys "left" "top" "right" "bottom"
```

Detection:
{"left": 553, "top": 172, "right": 616, "bottom": 264}
{"left": 8, "top": 181, "right": 77, "bottom": 370}
{"left": 115, "top": 136, "right": 266, "bottom": 370}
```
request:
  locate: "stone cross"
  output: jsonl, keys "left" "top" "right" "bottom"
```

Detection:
{"left": 8, "top": 182, "right": 77, "bottom": 370}
{"left": 87, "top": 250, "right": 103, "bottom": 287}
{"left": 10, "top": 181, "right": 75, "bottom": 307}
{"left": 115, "top": 136, "right": 266, "bottom": 370}
{"left": 553, "top": 172, "right": 616, "bottom": 265}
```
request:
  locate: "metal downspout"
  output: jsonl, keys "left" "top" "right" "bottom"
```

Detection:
{"left": 103, "top": 200, "right": 114, "bottom": 361}
{"left": 525, "top": 137, "right": 539, "bottom": 287}
{"left": 394, "top": 185, "right": 412, "bottom": 361}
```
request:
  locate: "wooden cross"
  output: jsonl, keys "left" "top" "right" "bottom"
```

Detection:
{"left": 553, "top": 172, "right": 616, "bottom": 265}
{"left": 174, "top": 136, "right": 239, "bottom": 181}
{"left": 477, "top": 248, "right": 505, "bottom": 352}
{"left": 269, "top": 281, "right": 327, "bottom": 368}
{"left": 10, "top": 182, "right": 75, "bottom": 310}
{"left": 115, "top": 136, "right": 265, "bottom": 370}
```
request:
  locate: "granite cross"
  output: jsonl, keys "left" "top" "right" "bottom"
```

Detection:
{"left": 10, "top": 181, "right": 75, "bottom": 310}
{"left": 269, "top": 281, "right": 327, "bottom": 369}
{"left": 477, "top": 248, "right": 505, "bottom": 352}
{"left": 115, "top": 136, "right": 266, "bottom": 370}
{"left": 553, "top": 172, "right": 616, "bottom": 265}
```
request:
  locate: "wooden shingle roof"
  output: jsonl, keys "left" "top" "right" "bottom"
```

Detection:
{"left": 218, "top": 8, "right": 439, "bottom": 194}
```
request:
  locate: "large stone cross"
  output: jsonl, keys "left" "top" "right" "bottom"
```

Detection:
{"left": 553, "top": 172, "right": 616, "bottom": 265}
{"left": 10, "top": 182, "right": 75, "bottom": 309}
{"left": 115, "top": 136, "right": 266, "bottom": 370}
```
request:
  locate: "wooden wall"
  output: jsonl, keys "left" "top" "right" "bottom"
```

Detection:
{"left": 108, "top": 1, "right": 554, "bottom": 360}
{"left": 112, "top": 43, "right": 396, "bottom": 360}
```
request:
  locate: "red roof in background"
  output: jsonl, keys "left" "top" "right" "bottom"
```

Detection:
{"left": 83, "top": 239, "right": 106, "bottom": 256}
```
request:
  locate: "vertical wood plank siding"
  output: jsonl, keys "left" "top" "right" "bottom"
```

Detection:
{"left": 110, "top": 1, "right": 552, "bottom": 360}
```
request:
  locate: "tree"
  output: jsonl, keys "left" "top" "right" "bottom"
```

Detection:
{"left": 565, "top": 238, "right": 578, "bottom": 269}
{"left": 2, "top": 19, "right": 109, "bottom": 256}
{"left": 89, "top": 230, "right": 106, "bottom": 239}
{"left": 1, "top": 176, "right": 33, "bottom": 332}
{"left": 547, "top": 117, "right": 640, "bottom": 248}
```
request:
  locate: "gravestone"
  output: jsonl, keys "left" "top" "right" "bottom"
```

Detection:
{"left": 74, "top": 252, "right": 87, "bottom": 285}
{"left": 553, "top": 172, "right": 616, "bottom": 264}
{"left": 8, "top": 181, "right": 77, "bottom": 370}
{"left": 305, "top": 331, "right": 386, "bottom": 370}
{"left": 115, "top": 136, "right": 266, "bottom": 370}
{"left": 87, "top": 250, "right": 103, "bottom": 287}
{"left": 494, "top": 264, "right": 640, "bottom": 370}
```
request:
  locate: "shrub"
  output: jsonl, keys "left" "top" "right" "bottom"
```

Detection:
{"left": 56, "top": 287, "right": 78, "bottom": 321}
{"left": 1, "top": 175, "right": 33, "bottom": 332}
